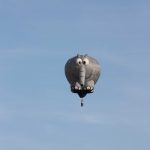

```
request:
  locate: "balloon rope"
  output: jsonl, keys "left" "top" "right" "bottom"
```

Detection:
{"left": 81, "top": 98, "right": 84, "bottom": 107}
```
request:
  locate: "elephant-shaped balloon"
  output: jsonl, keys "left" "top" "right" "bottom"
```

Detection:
{"left": 65, "top": 54, "right": 101, "bottom": 105}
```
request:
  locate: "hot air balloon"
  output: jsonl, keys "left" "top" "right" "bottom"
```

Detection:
{"left": 65, "top": 54, "right": 101, "bottom": 106}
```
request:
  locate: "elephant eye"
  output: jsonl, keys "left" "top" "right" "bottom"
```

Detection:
{"left": 83, "top": 58, "right": 89, "bottom": 65}
{"left": 76, "top": 58, "right": 82, "bottom": 65}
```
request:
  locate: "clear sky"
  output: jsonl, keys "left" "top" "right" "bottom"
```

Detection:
{"left": 0, "top": 0, "right": 150, "bottom": 150}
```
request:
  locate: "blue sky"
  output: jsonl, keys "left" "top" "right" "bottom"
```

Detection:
{"left": 0, "top": 0, "right": 150, "bottom": 150}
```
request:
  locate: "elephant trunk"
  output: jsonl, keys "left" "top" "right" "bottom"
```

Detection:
{"left": 79, "top": 66, "right": 86, "bottom": 87}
